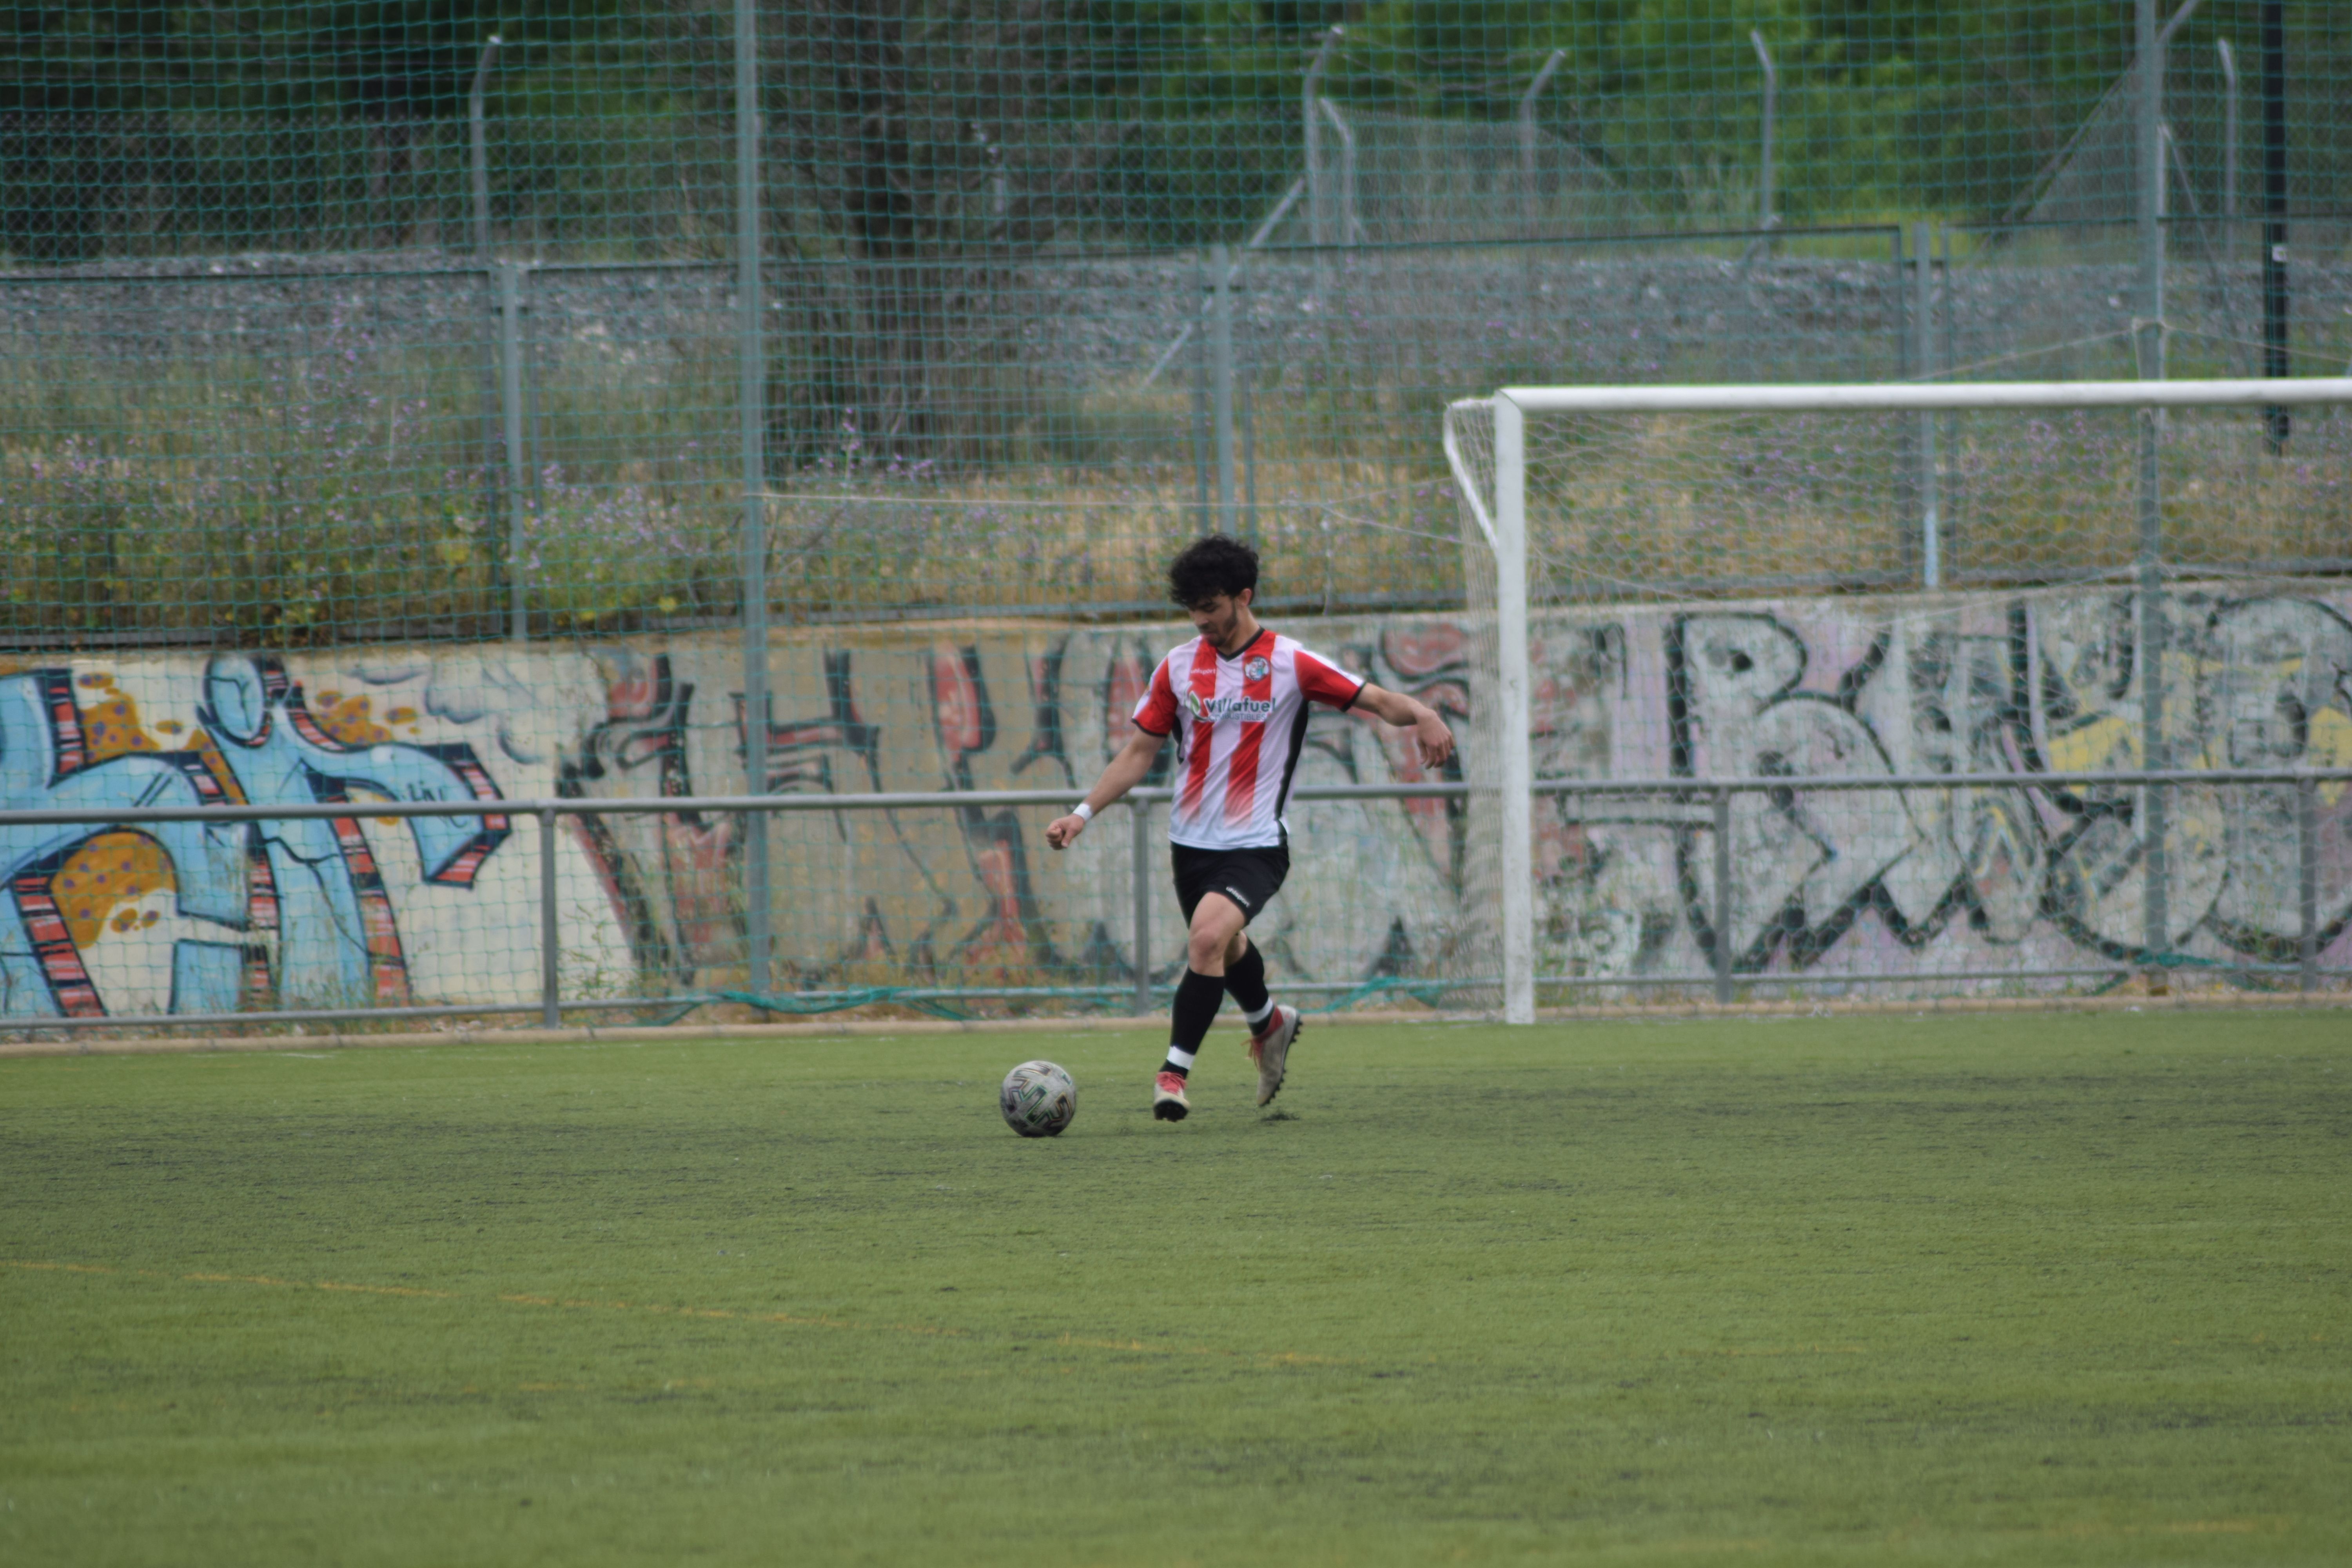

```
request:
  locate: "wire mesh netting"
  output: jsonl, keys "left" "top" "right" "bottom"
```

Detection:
{"left": 8, "top": 4, "right": 2352, "bottom": 262}
{"left": 1272, "top": 104, "right": 1657, "bottom": 245}
{"left": 0, "top": 263, "right": 746, "bottom": 644}
{"left": 1443, "top": 399, "right": 2352, "bottom": 599}
{"left": 4, "top": 2, "right": 2350, "bottom": 1031}
{"left": 1444, "top": 390, "right": 2352, "bottom": 1002}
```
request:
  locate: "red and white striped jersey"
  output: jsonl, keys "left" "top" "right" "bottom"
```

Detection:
{"left": 1131, "top": 628, "right": 1366, "bottom": 850}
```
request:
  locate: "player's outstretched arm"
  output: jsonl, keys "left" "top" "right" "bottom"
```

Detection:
{"left": 1045, "top": 728, "right": 1167, "bottom": 850}
{"left": 1350, "top": 682, "right": 1456, "bottom": 769}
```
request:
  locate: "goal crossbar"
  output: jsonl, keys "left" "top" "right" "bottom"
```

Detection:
{"left": 1498, "top": 377, "right": 2352, "bottom": 414}
{"left": 1445, "top": 377, "right": 2352, "bottom": 1023}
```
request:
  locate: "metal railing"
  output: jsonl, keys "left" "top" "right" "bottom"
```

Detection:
{"left": 0, "top": 766, "right": 2345, "bottom": 1034}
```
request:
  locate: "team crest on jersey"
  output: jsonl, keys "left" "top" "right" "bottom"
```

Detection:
{"left": 1243, "top": 655, "right": 1272, "bottom": 682}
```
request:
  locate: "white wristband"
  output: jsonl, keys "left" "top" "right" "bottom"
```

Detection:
{"left": 1072, "top": 801, "right": 1095, "bottom": 824}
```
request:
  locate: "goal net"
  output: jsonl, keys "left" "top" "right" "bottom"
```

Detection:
{"left": 1444, "top": 379, "right": 2352, "bottom": 1019}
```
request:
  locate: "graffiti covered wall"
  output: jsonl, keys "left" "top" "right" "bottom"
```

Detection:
{"left": 560, "top": 620, "right": 1472, "bottom": 1000}
{"left": 5, "top": 581, "right": 2349, "bottom": 1021}
{"left": 0, "top": 651, "right": 612, "bottom": 1018}
{"left": 1512, "top": 587, "right": 2352, "bottom": 986}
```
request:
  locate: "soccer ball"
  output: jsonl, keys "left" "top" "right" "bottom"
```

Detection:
{"left": 1000, "top": 1060, "right": 1077, "bottom": 1138}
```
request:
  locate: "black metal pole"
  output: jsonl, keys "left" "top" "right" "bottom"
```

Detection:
{"left": 2261, "top": 0, "right": 2289, "bottom": 451}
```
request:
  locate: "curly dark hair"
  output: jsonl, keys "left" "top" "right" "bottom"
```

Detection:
{"left": 1167, "top": 534, "right": 1259, "bottom": 608}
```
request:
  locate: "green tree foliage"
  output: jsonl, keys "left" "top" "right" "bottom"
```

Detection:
{"left": 3, "top": 0, "right": 2348, "bottom": 261}
{"left": 1, "top": 0, "right": 681, "bottom": 258}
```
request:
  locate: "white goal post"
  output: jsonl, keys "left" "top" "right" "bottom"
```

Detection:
{"left": 1445, "top": 377, "right": 2352, "bottom": 1023}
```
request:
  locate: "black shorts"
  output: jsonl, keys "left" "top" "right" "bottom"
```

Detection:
{"left": 1171, "top": 842, "right": 1290, "bottom": 927}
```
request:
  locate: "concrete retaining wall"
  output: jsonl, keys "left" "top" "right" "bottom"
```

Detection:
{"left": 4, "top": 578, "right": 2349, "bottom": 1022}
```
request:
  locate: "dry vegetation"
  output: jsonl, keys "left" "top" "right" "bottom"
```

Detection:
{"left": 5, "top": 333, "right": 2345, "bottom": 646}
{"left": 1527, "top": 406, "right": 2352, "bottom": 601}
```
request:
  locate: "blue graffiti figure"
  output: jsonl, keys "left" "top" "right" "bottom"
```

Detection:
{"left": 198, "top": 656, "right": 511, "bottom": 1011}
{"left": 0, "top": 670, "right": 249, "bottom": 1017}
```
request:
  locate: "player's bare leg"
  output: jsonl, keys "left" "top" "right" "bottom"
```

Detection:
{"left": 1154, "top": 893, "right": 1249, "bottom": 1121}
{"left": 1183, "top": 894, "right": 1249, "bottom": 978}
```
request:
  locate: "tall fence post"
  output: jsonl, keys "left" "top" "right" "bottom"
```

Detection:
{"left": 523, "top": 278, "right": 546, "bottom": 524}
{"left": 1518, "top": 49, "right": 1567, "bottom": 240}
{"left": 2260, "top": 0, "right": 2290, "bottom": 452}
{"left": 1131, "top": 799, "right": 1152, "bottom": 1016}
{"left": 468, "top": 37, "right": 499, "bottom": 259}
{"left": 1517, "top": 52, "right": 1566, "bottom": 350}
{"left": 1751, "top": 30, "right": 1777, "bottom": 241}
{"left": 2217, "top": 38, "right": 2239, "bottom": 264}
{"left": 1211, "top": 242, "right": 1238, "bottom": 536}
{"left": 2299, "top": 775, "right": 2320, "bottom": 993}
{"left": 468, "top": 33, "right": 508, "bottom": 628}
{"left": 1304, "top": 25, "right": 1340, "bottom": 303}
{"left": 1190, "top": 251, "right": 1212, "bottom": 535}
{"left": 1318, "top": 98, "right": 1358, "bottom": 249}
{"left": 1915, "top": 220, "right": 1941, "bottom": 589}
{"left": 1893, "top": 226, "right": 1919, "bottom": 584}
{"left": 736, "top": 0, "right": 772, "bottom": 994}
{"left": 1938, "top": 223, "right": 1957, "bottom": 561}
{"left": 1493, "top": 395, "right": 1535, "bottom": 1025}
{"left": 2136, "top": 569, "right": 2170, "bottom": 977}
{"left": 1238, "top": 334, "right": 1258, "bottom": 547}
{"left": 497, "top": 262, "right": 530, "bottom": 644}
{"left": 1711, "top": 788, "right": 1735, "bottom": 1005}
{"left": 538, "top": 807, "right": 561, "bottom": 1027}
{"left": 477, "top": 271, "right": 501, "bottom": 619}
{"left": 2136, "top": 0, "right": 2169, "bottom": 978}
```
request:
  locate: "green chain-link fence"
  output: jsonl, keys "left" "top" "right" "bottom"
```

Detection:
{"left": 3, "top": 3, "right": 2349, "bottom": 1032}
{"left": 6, "top": 4, "right": 2350, "bottom": 640}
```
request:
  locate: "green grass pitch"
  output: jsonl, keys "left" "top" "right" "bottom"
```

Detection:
{"left": 3, "top": 1013, "right": 2347, "bottom": 1566}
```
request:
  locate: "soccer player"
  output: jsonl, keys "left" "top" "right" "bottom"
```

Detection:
{"left": 1045, "top": 536, "right": 1455, "bottom": 1120}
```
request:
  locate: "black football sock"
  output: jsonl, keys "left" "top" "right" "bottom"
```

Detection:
{"left": 1224, "top": 942, "right": 1274, "bottom": 1027}
{"left": 1163, "top": 968, "right": 1226, "bottom": 1076}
